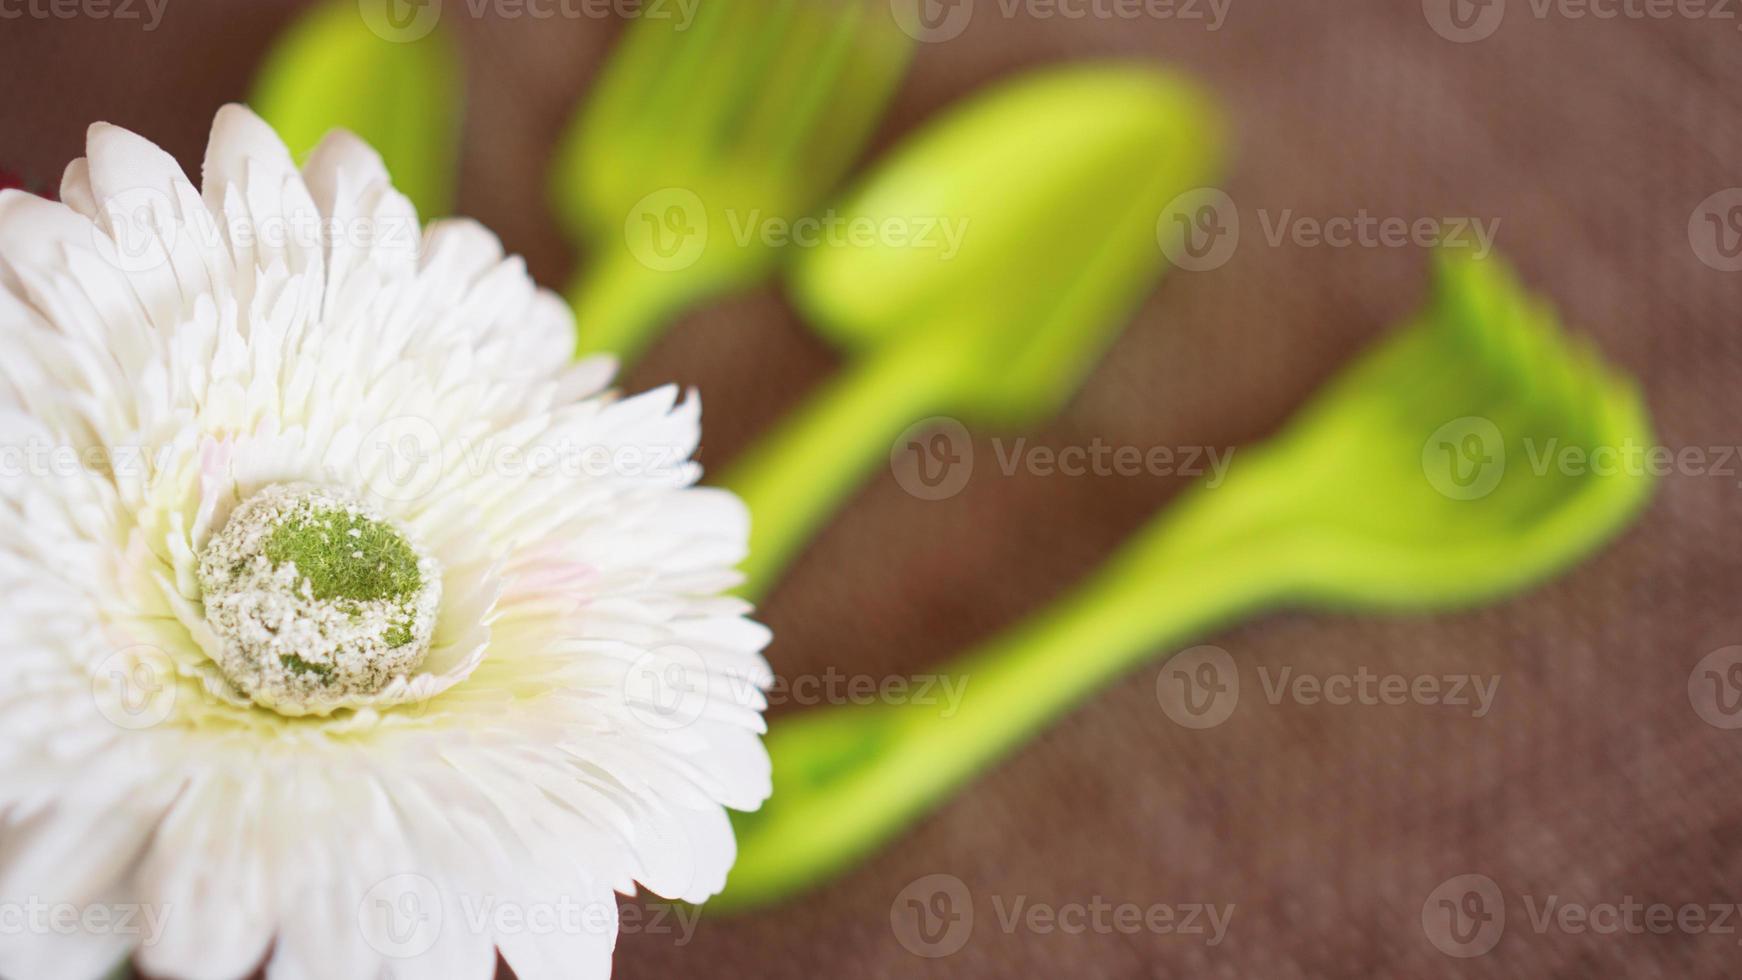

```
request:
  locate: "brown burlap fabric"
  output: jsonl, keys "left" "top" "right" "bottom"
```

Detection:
{"left": 5, "top": 1, "right": 1741, "bottom": 976}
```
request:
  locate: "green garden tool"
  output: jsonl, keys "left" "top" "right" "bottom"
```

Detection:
{"left": 722, "top": 63, "right": 1228, "bottom": 599}
{"left": 713, "top": 252, "right": 1656, "bottom": 911}
{"left": 554, "top": 0, "right": 913, "bottom": 363}
{"left": 253, "top": 0, "right": 462, "bottom": 218}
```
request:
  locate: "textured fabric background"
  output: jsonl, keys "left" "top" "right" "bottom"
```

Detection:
{"left": 4, "top": 1, "right": 1741, "bottom": 977}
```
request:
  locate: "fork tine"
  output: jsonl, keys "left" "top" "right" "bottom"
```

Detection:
{"left": 750, "top": 1, "right": 911, "bottom": 181}
{"left": 552, "top": 0, "right": 914, "bottom": 364}
{"left": 1428, "top": 254, "right": 1637, "bottom": 467}
{"left": 629, "top": 0, "right": 757, "bottom": 147}
{"left": 578, "top": 3, "right": 702, "bottom": 146}
{"left": 561, "top": 1, "right": 739, "bottom": 217}
{"left": 791, "top": 11, "right": 913, "bottom": 179}
{"left": 762, "top": 1, "right": 884, "bottom": 168}
{"left": 554, "top": 9, "right": 683, "bottom": 223}
{"left": 1520, "top": 297, "right": 1583, "bottom": 431}
{"left": 724, "top": 0, "right": 851, "bottom": 161}
{"left": 663, "top": 0, "right": 804, "bottom": 174}
{"left": 567, "top": 0, "right": 907, "bottom": 224}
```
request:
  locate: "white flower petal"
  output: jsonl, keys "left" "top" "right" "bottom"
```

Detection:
{"left": 57, "top": 157, "right": 97, "bottom": 220}
{"left": 302, "top": 128, "right": 421, "bottom": 320}
{"left": 131, "top": 775, "right": 275, "bottom": 980}
{"left": 84, "top": 120, "right": 233, "bottom": 327}
{"left": 200, "top": 103, "right": 327, "bottom": 296}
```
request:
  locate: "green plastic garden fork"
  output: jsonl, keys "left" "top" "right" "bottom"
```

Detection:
{"left": 554, "top": 0, "right": 913, "bottom": 363}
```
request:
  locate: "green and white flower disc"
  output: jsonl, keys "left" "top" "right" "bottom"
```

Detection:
{"left": 198, "top": 484, "right": 442, "bottom": 713}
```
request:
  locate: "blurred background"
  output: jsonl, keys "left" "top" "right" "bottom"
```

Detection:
{"left": 4, "top": 0, "right": 1742, "bottom": 977}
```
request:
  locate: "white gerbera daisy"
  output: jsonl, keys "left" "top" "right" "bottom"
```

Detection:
{"left": 0, "top": 105, "right": 773, "bottom": 980}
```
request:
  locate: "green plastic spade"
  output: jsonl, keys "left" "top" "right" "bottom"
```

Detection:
{"left": 554, "top": 0, "right": 913, "bottom": 363}
{"left": 713, "top": 252, "right": 1657, "bottom": 911}
{"left": 723, "top": 63, "right": 1228, "bottom": 599}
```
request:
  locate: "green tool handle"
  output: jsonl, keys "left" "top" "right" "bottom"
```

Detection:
{"left": 722, "top": 325, "right": 984, "bottom": 601}
{"left": 717, "top": 478, "right": 1293, "bottom": 910}
{"left": 566, "top": 248, "right": 711, "bottom": 364}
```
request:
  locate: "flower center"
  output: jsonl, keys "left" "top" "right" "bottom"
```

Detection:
{"left": 197, "top": 483, "right": 442, "bottom": 714}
